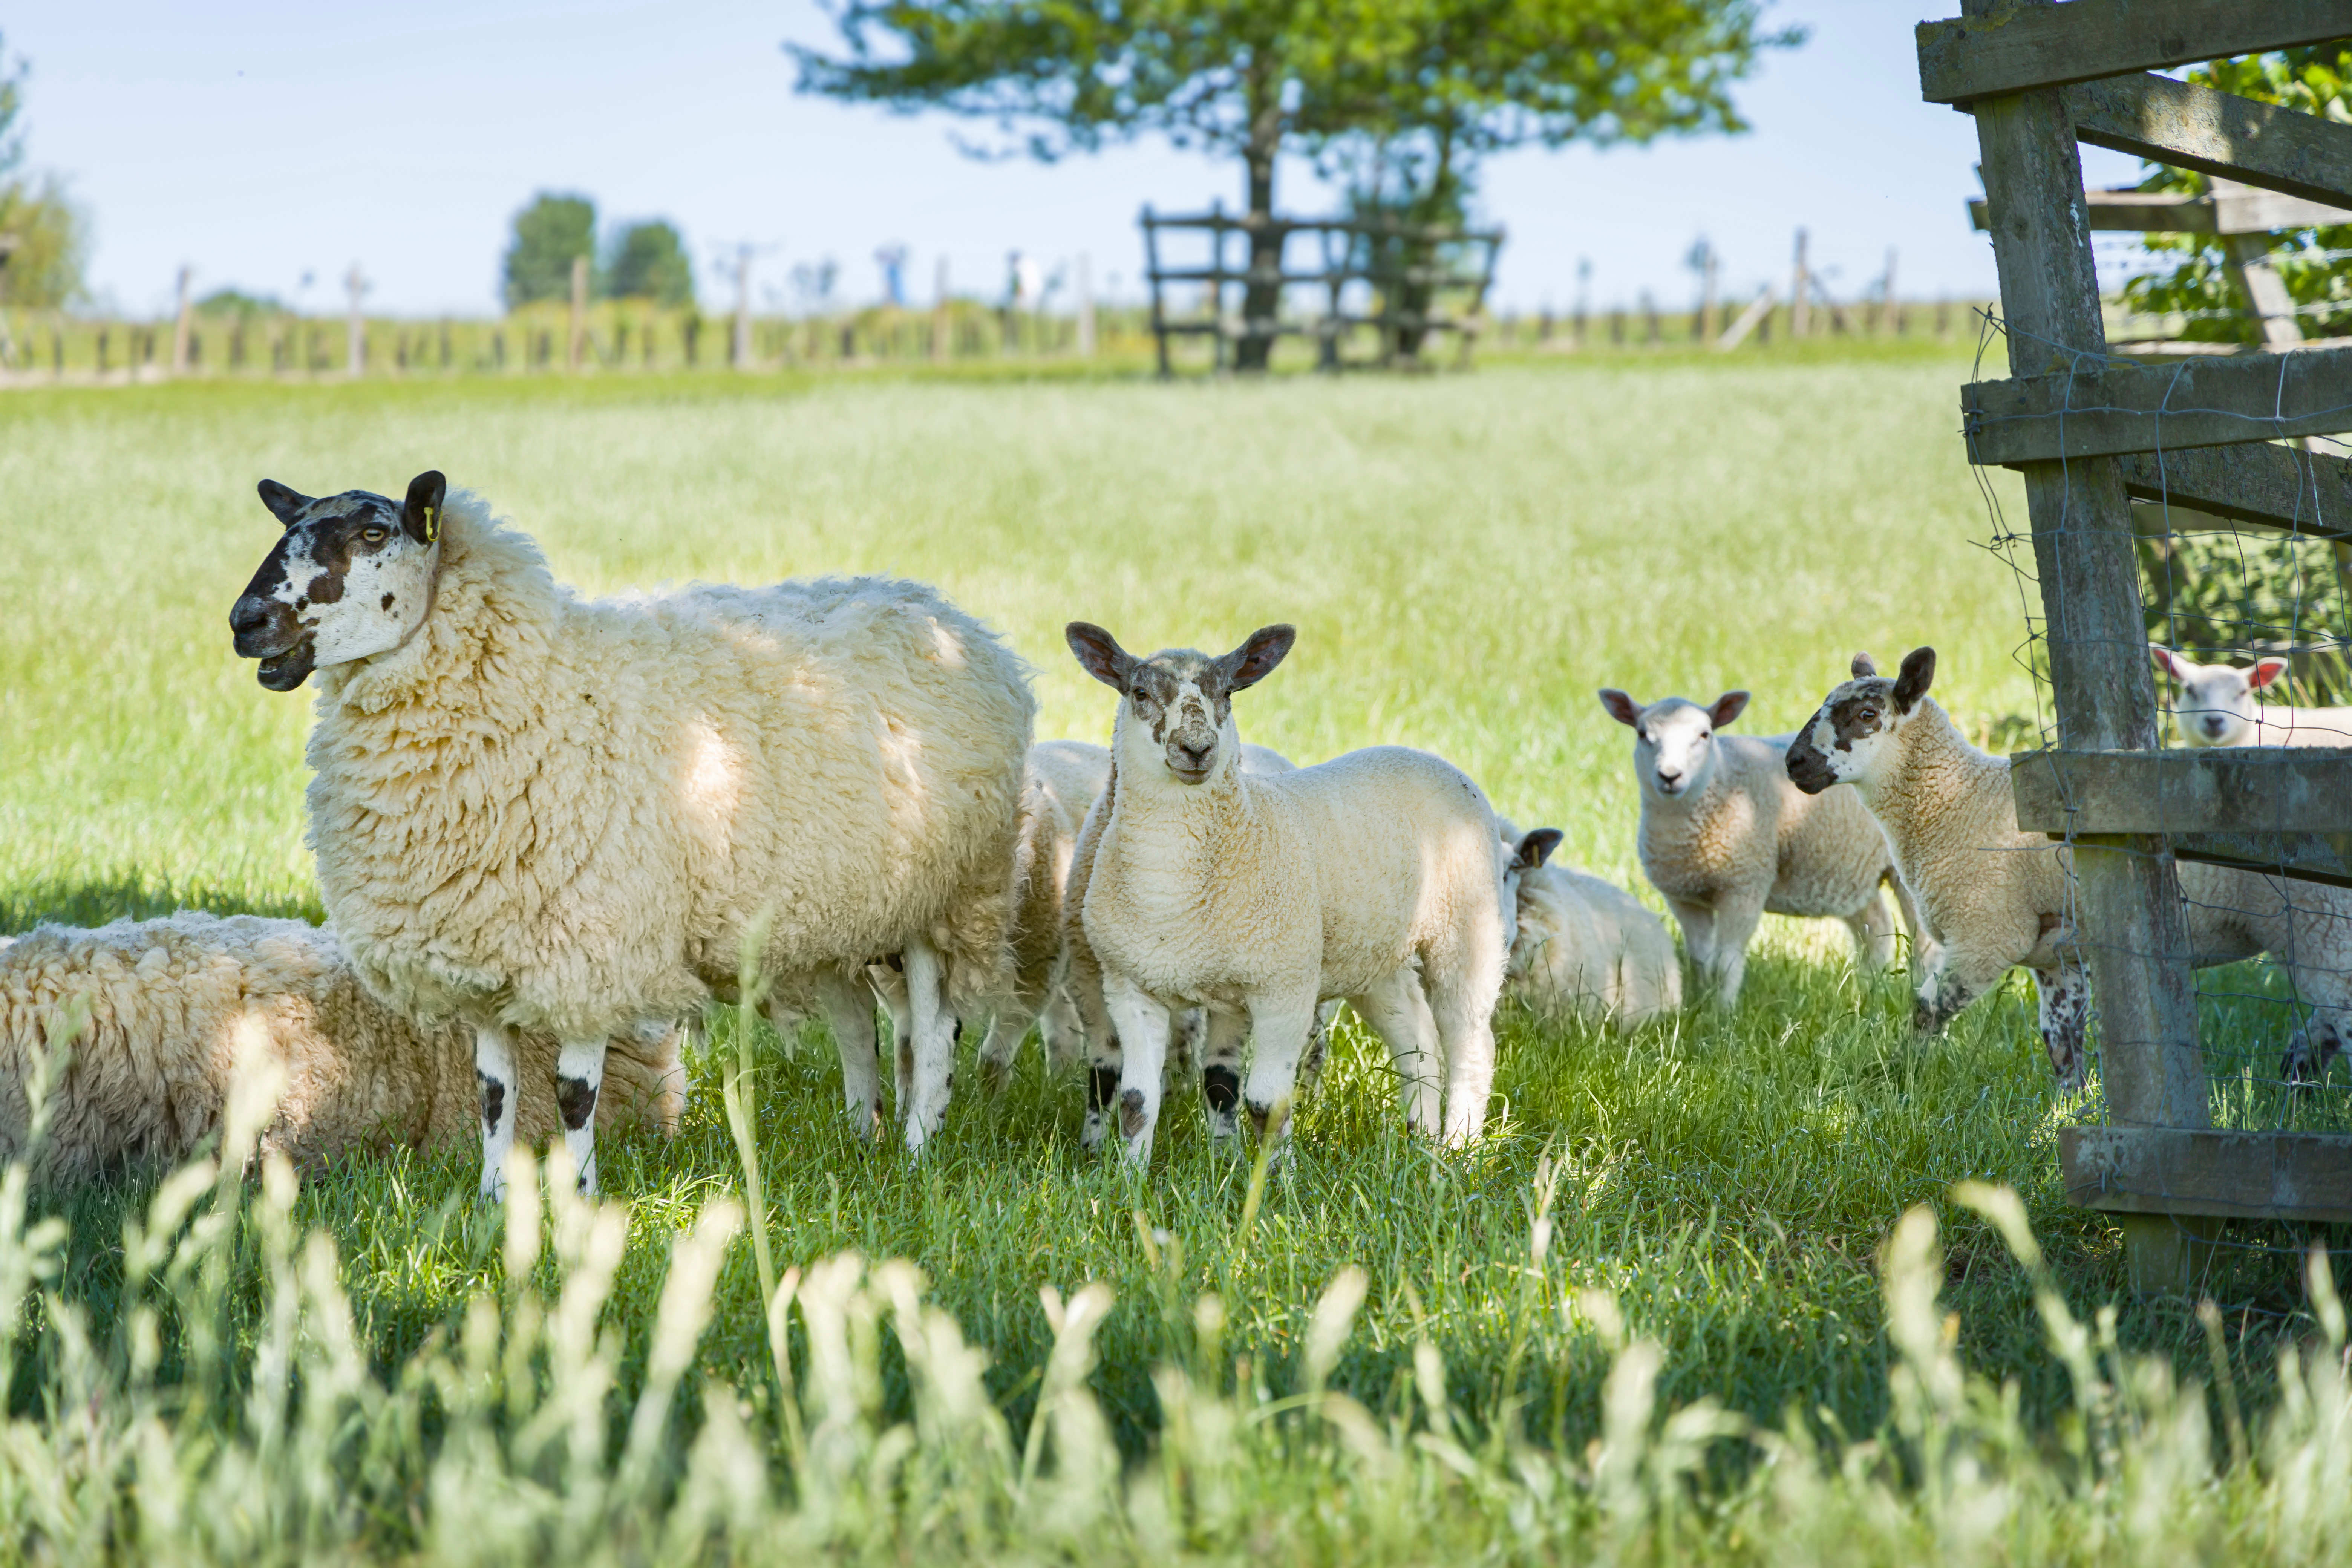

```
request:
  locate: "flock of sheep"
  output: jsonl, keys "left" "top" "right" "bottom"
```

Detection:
{"left": 3, "top": 470, "right": 2347, "bottom": 1191}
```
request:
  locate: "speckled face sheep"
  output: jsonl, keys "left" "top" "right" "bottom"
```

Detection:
{"left": 2149, "top": 647, "right": 2352, "bottom": 747}
{"left": 1066, "top": 622, "right": 1507, "bottom": 1159}
{"left": 1597, "top": 687, "right": 1923, "bottom": 1008}
{"left": 228, "top": 473, "right": 1032, "bottom": 1196}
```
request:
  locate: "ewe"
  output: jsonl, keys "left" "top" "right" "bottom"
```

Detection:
{"left": 1498, "top": 825, "right": 1681, "bottom": 1029}
{"left": 2150, "top": 646, "right": 2352, "bottom": 747}
{"left": 1066, "top": 622, "right": 1507, "bottom": 1158}
{"left": 1787, "top": 649, "right": 2352, "bottom": 1088}
{"left": 0, "top": 914, "right": 680, "bottom": 1185}
{"left": 228, "top": 472, "right": 1031, "bottom": 1194}
{"left": 1599, "top": 688, "right": 1925, "bottom": 1006}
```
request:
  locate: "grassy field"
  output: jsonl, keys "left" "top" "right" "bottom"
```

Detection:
{"left": 1, "top": 348, "right": 2347, "bottom": 1562}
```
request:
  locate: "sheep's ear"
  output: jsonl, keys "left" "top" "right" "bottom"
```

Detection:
{"left": 1515, "top": 828, "right": 1564, "bottom": 871}
{"left": 2150, "top": 645, "right": 2185, "bottom": 680}
{"left": 1066, "top": 622, "right": 1136, "bottom": 691}
{"left": 402, "top": 471, "right": 447, "bottom": 545}
{"left": 1709, "top": 690, "right": 1750, "bottom": 729}
{"left": 257, "top": 480, "right": 313, "bottom": 528}
{"left": 1218, "top": 625, "right": 1295, "bottom": 693}
{"left": 1894, "top": 647, "right": 1937, "bottom": 712}
{"left": 2251, "top": 656, "right": 2291, "bottom": 691}
{"left": 1598, "top": 689, "right": 1643, "bottom": 727}
{"left": 1851, "top": 652, "right": 1878, "bottom": 678}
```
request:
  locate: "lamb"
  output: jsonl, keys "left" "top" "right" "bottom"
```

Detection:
{"left": 1498, "top": 824, "right": 1682, "bottom": 1029}
{"left": 1066, "top": 622, "right": 1508, "bottom": 1158}
{"left": 1598, "top": 688, "right": 1926, "bottom": 1006}
{"left": 2150, "top": 646, "right": 2352, "bottom": 747}
{"left": 228, "top": 472, "right": 1032, "bottom": 1196}
{"left": 0, "top": 913, "right": 683, "bottom": 1186}
{"left": 1786, "top": 648, "right": 2352, "bottom": 1089}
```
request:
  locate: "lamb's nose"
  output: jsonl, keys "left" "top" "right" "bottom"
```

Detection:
{"left": 1175, "top": 740, "right": 1213, "bottom": 770}
{"left": 230, "top": 596, "right": 274, "bottom": 639}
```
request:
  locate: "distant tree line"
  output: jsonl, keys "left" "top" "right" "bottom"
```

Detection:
{"left": 503, "top": 193, "right": 696, "bottom": 309}
{"left": 0, "top": 29, "right": 92, "bottom": 311}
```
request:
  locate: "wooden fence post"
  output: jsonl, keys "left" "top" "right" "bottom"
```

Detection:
{"left": 345, "top": 265, "right": 367, "bottom": 377}
{"left": 1076, "top": 251, "right": 1096, "bottom": 359}
{"left": 933, "top": 256, "right": 950, "bottom": 364}
{"left": 732, "top": 247, "right": 752, "bottom": 370}
{"left": 568, "top": 256, "right": 588, "bottom": 372}
{"left": 1790, "top": 228, "right": 1811, "bottom": 338}
{"left": 171, "top": 266, "right": 193, "bottom": 376}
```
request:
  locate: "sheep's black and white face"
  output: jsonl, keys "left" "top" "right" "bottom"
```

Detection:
{"left": 1786, "top": 648, "right": 1935, "bottom": 795}
{"left": 230, "top": 471, "right": 445, "bottom": 691}
{"left": 1066, "top": 622, "right": 1295, "bottom": 786}
{"left": 1598, "top": 689, "right": 1748, "bottom": 800}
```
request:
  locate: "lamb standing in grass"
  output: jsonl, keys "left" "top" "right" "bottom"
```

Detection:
{"left": 2150, "top": 647, "right": 2352, "bottom": 747}
{"left": 228, "top": 472, "right": 1031, "bottom": 1194}
{"left": 1498, "top": 824, "right": 1682, "bottom": 1029}
{"left": 0, "top": 913, "right": 683, "bottom": 1185}
{"left": 1599, "top": 688, "right": 1925, "bottom": 1006}
{"left": 1787, "top": 648, "right": 2352, "bottom": 1088}
{"left": 1067, "top": 622, "right": 1507, "bottom": 1158}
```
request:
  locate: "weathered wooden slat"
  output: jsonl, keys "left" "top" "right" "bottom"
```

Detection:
{"left": 2012, "top": 746, "right": 2352, "bottom": 835}
{"left": 1969, "top": 184, "right": 2352, "bottom": 234}
{"left": 2062, "top": 1125, "right": 2352, "bottom": 1222}
{"left": 1964, "top": 345, "right": 2352, "bottom": 463}
{"left": 1919, "top": 1, "right": 2352, "bottom": 106}
{"left": 2066, "top": 73, "right": 2352, "bottom": 210}
{"left": 2114, "top": 443, "right": 2352, "bottom": 537}
{"left": 2170, "top": 831, "right": 2352, "bottom": 888}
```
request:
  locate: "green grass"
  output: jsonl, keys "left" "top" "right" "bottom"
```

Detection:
{"left": 0, "top": 353, "right": 2344, "bottom": 1562}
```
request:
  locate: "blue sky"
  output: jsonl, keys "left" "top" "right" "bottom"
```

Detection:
{"left": 8, "top": 0, "right": 2150, "bottom": 318}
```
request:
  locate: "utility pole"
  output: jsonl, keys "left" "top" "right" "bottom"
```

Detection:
{"left": 1699, "top": 248, "right": 1720, "bottom": 343}
{"left": 345, "top": 263, "right": 367, "bottom": 377}
{"left": 172, "top": 266, "right": 194, "bottom": 375}
{"left": 1789, "top": 228, "right": 1810, "bottom": 339}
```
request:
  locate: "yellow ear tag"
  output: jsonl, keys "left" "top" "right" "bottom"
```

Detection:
{"left": 422, "top": 504, "right": 438, "bottom": 542}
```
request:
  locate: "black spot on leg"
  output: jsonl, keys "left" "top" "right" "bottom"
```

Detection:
{"left": 381, "top": 592, "right": 396, "bottom": 611}
{"left": 1202, "top": 1065, "right": 1240, "bottom": 1112}
{"left": 478, "top": 1072, "right": 506, "bottom": 1132}
{"left": 1089, "top": 1066, "right": 1118, "bottom": 1110}
{"left": 1118, "top": 1087, "right": 1148, "bottom": 1139}
{"left": 556, "top": 1075, "right": 597, "bottom": 1131}
{"left": 952, "top": 1018, "right": 963, "bottom": 1045}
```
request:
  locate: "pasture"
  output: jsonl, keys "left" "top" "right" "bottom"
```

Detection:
{"left": 0, "top": 349, "right": 2345, "bottom": 1562}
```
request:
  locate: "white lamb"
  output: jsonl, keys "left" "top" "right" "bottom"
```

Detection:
{"left": 1599, "top": 688, "right": 1926, "bottom": 1006}
{"left": 2150, "top": 646, "right": 2352, "bottom": 747}
{"left": 1066, "top": 622, "right": 1508, "bottom": 1158}
{"left": 228, "top": 472, "right": 1032, "bottom": 1195}
{"left": 0, "top": 913, "right": 683, "bottom": 1185}
{"left": 1497, "top": 824, "right": 1682, "bottom": 1029}
{"left": 1787, "top": 648, "right": 2352, "bottom": 1089}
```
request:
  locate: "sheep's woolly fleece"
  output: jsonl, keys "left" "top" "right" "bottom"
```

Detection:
{"left": 0, "top": 913, "right": 682, "bottom": 1184}
{"left": 303, "top": 490, "right": 1035, "bottom": 1044}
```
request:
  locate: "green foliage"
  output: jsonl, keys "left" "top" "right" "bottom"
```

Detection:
{"left": 0, "top": 31, "right": 22, "bottom": 180}
{"left": 194, "top": 286, "right": 285, "bottom": 316}
{"left": 503, "top": 191, "right": 599, "bottom": 309}
{"left": 2121, "top": 48, "right": 2352, "bottom": 344}
{"left": 606, "top": 218, "right": 695, "bottom": 306}
{"left": 0, "top": 173, "right": 87, "bottom": 310}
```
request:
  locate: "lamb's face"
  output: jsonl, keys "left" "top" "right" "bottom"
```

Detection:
{"left": 1786, "top": 648, "right": 1937, "bottom": 795}
{"left": 230, "top": 471, "right": 445, "bottom": 691}
{"left": 2151, "top": 646, "right": 2281, "bottom": 746}
{"left": 1599, "top": 689, "right": 1749, "bottom": 800}
{"left": 1066, "top": 622, "right": 1296, "bottom": 788}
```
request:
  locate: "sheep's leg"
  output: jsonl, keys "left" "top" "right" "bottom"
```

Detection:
{"left": 1199, "top": 1006, "right": 1249, "bottom": 1144}
{"left": 556, "top": 1038, "right": 607, "bottom": 1195}
{"left": 976, "top": 1003, "right": 1037, "bottom": 1096}
{"left": 1889, "top": 875, "right": 1937, "bottom": 973}
{"left": 1297, "top": 998, "right": 1344, "bottom": 1095}
{"left": 1848, "top": 889, "right": 1897, "bottom": 976}
{"left": 901, "top": 937, "right": 958, "bottom": 1153}
{"left": 2031, "top": 962, "right": 2091, "bottom": 1092}
{"left": 475, "top": 1023, "right": 519, "bottom": 1202}
{"left": 1070, "top": 932, "right": 1122, "bottom": 1150}
{"left": 867, "top": 958, "right": 914, "bottom": 1116}
{"left": 1103, "top": 971, "right": 1172, "bottom": 1165}
{"left": 1664, "top": 896, "right": 1717, "bottom": 995}
{"left": 1913, "top": 948, "right": 2002, "bottom": 1035}
{"left": 1240, "top": 986, "right": 1326, "bottom": 1156}
{"left": 1706, "top": 895, "right": 1767, "bottom": 1008}
{"left": 809, "top": 969, "right": 882, "bottom": 1137}
{"left": 1426, "top": 972, "right": 1498, "bottom": 1148}
{"left": 1038, "top": 983, "right": 1087, "bottom": 1075}
{"left": 1169, "top": 1008, "right": 1205, "bottom": 1088}
{"left": 1352, "top": 971, "right": 1439, "bottom": 1138}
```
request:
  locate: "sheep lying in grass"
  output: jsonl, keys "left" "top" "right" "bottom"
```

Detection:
{"left": 0, "top": 913, "right": 682, "bottom": 1185}
{"left": 1787, "top": 648, "right": 2352, "bottom": 1089}
{"left": 2150, "top": 647, "right": 2352, "bottom": 747}
{"left": 1067, "top": 621, "right": 1507, "bottom": 1158}
{"left": 1498, "top": 824, "right": 1681, "bottom": 1029}
{"left": 1599, "top": 687, "right": 1926, "bottom": 1006}
{"left": 228, "top": 473, "right": 1031, "bottom": 1194}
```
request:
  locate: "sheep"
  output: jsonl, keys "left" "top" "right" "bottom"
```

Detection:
{"left": 1498, "top": 824, "right": 1683, "bottom": 1029}
{"left": 1785, "top": 648, "right": 2352, "bottom": 1089}
{"left": 1598, "top": 688, "right": 1927, "bottom": 1006}
{"left": 0, "top": 913, "right": 683, "bottom": 1186}
{"left": 228, "top": 473, "right": 1032, "bottom": 1196}
{"left": 2150, "top": 646, "right": 2352, "bottom": 747}
{"left": 1065, "top": 621, "right": 1508, "bottom": 1159}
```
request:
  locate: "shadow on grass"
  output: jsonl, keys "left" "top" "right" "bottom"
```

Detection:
{"left": 0, "top": 874, "right": 324, "bottom": 935}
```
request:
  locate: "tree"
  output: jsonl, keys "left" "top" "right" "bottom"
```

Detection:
{"left": 607, "top": 219, "right": 695, "bottom": 305}
{"left": 0, "top": 33, "right": 89, "bottom": 314}
{"left": 791, "top": 0, "right": 1796, "bottom": 368}
{"left": 503, "top": 192, "right": 598, "bottom": 309}
{"left": 0, "top": 30, "right": 23, "bottom": 181}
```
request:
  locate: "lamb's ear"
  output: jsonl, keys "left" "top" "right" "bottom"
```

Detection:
{"left": 1218, "top": 624, "right": 1295, "bottom": 693}
{"left": 1598, "top": 689, "right": 1643, "bottom": 727}
{"left": 1894, "top": 646, "right": 1937, "bottom": 712}
{"left": 2150, "top": 645, "right": 2186, "bottom": 680}
{"left": 1066, "top": 622, "right": 1137, "bottom": 691}
{"left": 1709, "top": 690, "right": 1751, "bottom": 729}
{"left": 257, "top": 480, "right": 313, "bottom": 528}
{"left": 401, "top": 471, "right": 447, "bottom": 545}
{"left": 2251, "top": 655, "right": 2291, "bottom": 691}
{"left": 1515, "top": 828, "right": 1564, "bottom": 871}
{"left": 1851, "top": 652, "right": 1879, "bottom": 678}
